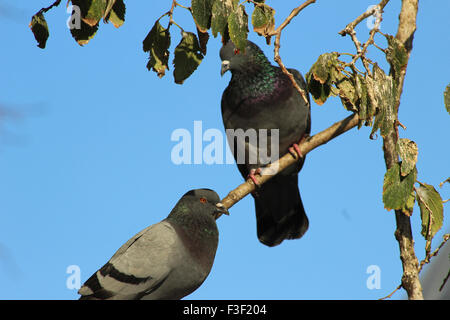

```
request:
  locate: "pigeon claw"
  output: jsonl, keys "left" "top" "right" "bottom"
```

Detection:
{"left": 289, "top": 143, "right": 303, "bottom": 159}
{"left": 247, "top": 168, "right": 262, "bottom": 187}
{"left": 289, "top": 134, "right": 309, "bottom": 159}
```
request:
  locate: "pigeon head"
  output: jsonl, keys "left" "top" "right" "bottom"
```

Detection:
{"left": 220, "top": 40, "right": 270, "bottom": 76}
{"left": 174, "top": 188, "right": 229, "bottom": 219}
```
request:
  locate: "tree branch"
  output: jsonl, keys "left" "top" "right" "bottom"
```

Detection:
{"left": 338, "top": 0, "right": 390, "bottom": 37}
{"left": 269, "top": 0, "right": 317, "bottom": 106}
{"left": 272, "top": 0, "right": 317, "bottom": 35}
{"left": 383, "top": 0, "right": 422, "bottom": 300}
{"left": 338, "top": 0, "right": 390, "bottom": 76}
{"left": 217, "top": 113, "right": 360, "bottom": 215}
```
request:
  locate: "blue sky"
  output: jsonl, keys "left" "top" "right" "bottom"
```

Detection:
{"left": 0, "top": 1, "right": 449, "bottom": 300}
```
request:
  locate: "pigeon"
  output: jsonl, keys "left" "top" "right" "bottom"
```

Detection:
{"left": 78, "top": 189, "right": 227, "bottom": 300}
{"left": 220, "top": 40, "right": 311, "bottom": 247}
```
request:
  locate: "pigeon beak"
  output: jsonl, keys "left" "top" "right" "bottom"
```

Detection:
{"left": 214, "top": 202, "right": 229, "bottom": 218}
{"left": 221, "top": 60, "right": 230, "bottom": 76}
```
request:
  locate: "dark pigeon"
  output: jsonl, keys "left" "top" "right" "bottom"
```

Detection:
{"left": 220, "top": 40, "right": 311, "bottom": 247}
{"left": 78, "top": 189, "right": 227, "bottom": 300}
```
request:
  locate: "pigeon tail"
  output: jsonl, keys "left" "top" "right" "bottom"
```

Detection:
{"left": 254, "top": 174, "right": 309, "bottom": 247}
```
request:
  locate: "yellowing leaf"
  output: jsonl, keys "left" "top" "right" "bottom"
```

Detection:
{"left": 444, "top": 84, "right": 450, "bottom": 116}
{"left": 416, "top": 183, "right": 444, "bottom": 240}
{"left": 251, "top": 4, "right": 275, "bottom": 38}
{"left": 70, "top": 19, "right": 99, "bottom": 46}
{"left": 105, "top": 0, "right": 125, "bottom": 28}
{"left": 143, "top": 21, "right": 171, "bottom": 78}
{"left": 69, "top": 0, "right": 107, "bottom": 27}
{"left": 29, "top": 12, "right": 49, "bottom": 49}
{"left": 370, "top": 64, "right": 396, "bottom": 139}
{"left": 305, "top": 53, "right": 341, "bottom": 105}
{"left": 397, "top": 138, "right": 418, "bottom": 177}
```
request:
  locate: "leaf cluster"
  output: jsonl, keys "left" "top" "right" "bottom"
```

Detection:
{"left": 142, "top": 0, "right": 276, "bottom": 83}
{"left": 30, "top": 0, "right": 126, "bottom": 48}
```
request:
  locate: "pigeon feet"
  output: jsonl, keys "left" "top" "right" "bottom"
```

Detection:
{"left": 289, "top": 134, "right": 309, "bottom": 159}
{"left": 247, "top": 168, "right": 263, "bottom": 187}
{"left": 289, "top": 143, "right": 303, "bottom": 159}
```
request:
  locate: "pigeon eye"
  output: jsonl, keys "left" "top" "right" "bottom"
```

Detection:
{"left": 234, "top": 48, "right": 240, "bottom": 55}
{"left": 199, "top": 197, "right": 207, "bottom": 204}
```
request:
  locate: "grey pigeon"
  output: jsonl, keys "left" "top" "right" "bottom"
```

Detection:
{"left": 220, "top": 40, "right": 311, "bottom": 247}
{"left": 78, "top": 189, "right": 227, "bottom": 300}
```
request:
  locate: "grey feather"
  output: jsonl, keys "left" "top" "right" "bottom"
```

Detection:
{"left": 78, "top": 189, "right": 224, "bottom": 300}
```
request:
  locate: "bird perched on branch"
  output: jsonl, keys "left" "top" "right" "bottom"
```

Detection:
{"left": 78, "top": 189, "right": 227, "bottom": 300}
{"left": 220, "top": 40, "right": 311, "bottom": 247}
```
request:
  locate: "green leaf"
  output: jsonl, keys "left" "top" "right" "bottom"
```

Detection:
{"left": 444, "top": 84, "right": 450, "bottom": 116}
{"left": 70, "top": 19, "right": 99, "bottom": 46}
{"left": 173, "top": 31, "right": 204, "bottom": 84}
{"left": 305, "top": 53, "right": 341, "bottom": 105}
{"left": 385, "top": 35, "right": 408, "bottom": 76}
{"left": 355, "top": 74, "right": 369, "bottom": 128}
{"left": 336, "top": 77, "right": 357, "bottom": 112}
{"left": 211, "top": 0, "right": 235, "bottom": 38}
{"left": 192, "top": 0, "right": 214, "bottom": 32}
{"left": 397, "top": 138, "right": 418, "bottom": 177}
{"left": 104, "top": 0, "right": 125, "bottom": 28}
{"left": 416, "top": 183, "right": 444, "bottom": 240}
{"left": 364, "top": 74, "right": 376, "bottom": 127}
{"left": 309, "top": 53, "right": 339, "bottom": 84}
{"left": 401, "top": 190, "right": 416, "bottom": 217}
{"left": 251, "top": 4, "right": 275, "bottom": 38}
{"left": 143, "top": 21, "right": 171, "bottom": 78}
{"left": 78, "top": 0, "right": 107, "bottom": 27}
{"left": 29, "top": 12, "right": 49, "bottom": 49}
{"left": 382, "top": 163, "right": 416, "bottom": 211}
{"left": 227, "top": 5, "right": 249, "bottom": 52}
{"left": 68, "top": 0, "right": 106, "bottom": 45}
{"left": 196, "top": 26, "right": 210, "bottom": 55}
{"left": 306, "top": 75, "right": 331, "bottom": 106}
{"left": 370, "top": 64, "right": 396, "bottom": 139}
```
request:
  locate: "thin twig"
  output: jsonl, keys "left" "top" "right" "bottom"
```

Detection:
{"left": 174, "top": 1, "right": 191, "bottom": 10}
{"left": 339, "top": 0, "right": 390, "bottom": 75}
{"left": 271, "top": 0, "right": 317, "bottom": 35}
{"left": 418, "top": 234, "right": 450, "bottom": 273}
{"left": 380, "top": 284, "right": 402, "bottom": 300}
{"left": 396, "top": 120, "right": 407, "bottom": 130}
{"left": 383, "top": 234, "right": 450, "bottom": 299}
{"left": 36, "top": 0, "right": 61, "bottom": 15}
{"left": 268, "top": 0, "right": 316, "bottom": 106}
{"left": 338, "top": 0, "right": 390, "bottom": 36}
{"left": 160, "top": 0, "right": 184, "bottom": 31}
{"left": 440, "top": 268, "right": 450, "bottom": 292}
